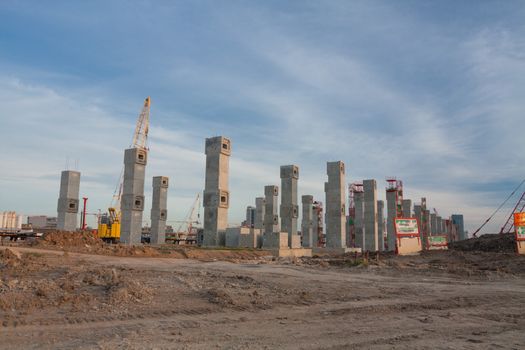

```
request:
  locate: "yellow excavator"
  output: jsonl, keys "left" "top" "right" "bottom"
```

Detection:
{"left": 97, "top": 97, "right": 150, "bottom": 242}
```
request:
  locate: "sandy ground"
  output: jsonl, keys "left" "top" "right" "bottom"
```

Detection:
{"left": 1, "top": 244, "right": 525, "bottom": 350}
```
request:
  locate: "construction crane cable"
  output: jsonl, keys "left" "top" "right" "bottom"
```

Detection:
{"left": 472, "top": 178, "right": 525, "bottom": 237}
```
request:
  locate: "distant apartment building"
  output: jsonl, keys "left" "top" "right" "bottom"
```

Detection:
{"left": 27, "top": 215, "right": 58, "bottom": 229}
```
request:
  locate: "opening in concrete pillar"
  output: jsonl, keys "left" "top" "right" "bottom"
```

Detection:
{"left": 135, "top": 149, "right": 147, "bottom": 165}
{"left": 133, "top": 195, "right": 144, "bottom": 210}
{"left": 219, "top": 190, "right": 229, "bottom": 208}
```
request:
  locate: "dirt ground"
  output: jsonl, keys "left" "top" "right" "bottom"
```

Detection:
{"left": 1, "top": 234, "right": 525, "bottom": 349}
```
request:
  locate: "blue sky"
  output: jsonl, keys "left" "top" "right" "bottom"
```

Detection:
{"left": 1, "top": 1, "right": 524, "bottom": 233}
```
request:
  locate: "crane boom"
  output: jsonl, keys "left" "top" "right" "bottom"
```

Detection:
{"left": 110, "top": 97, "right": 151, "bottom": 209}
{"left": 131, "top": 97, "right": 150, "bottom": 151}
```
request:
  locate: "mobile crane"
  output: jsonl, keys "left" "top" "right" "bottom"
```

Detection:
{"left": 98, "top": 97, "right": 150, "bottom": 242}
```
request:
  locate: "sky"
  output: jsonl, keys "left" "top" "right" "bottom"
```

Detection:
{"left": 1, "top": 0, "right": 524, "bottom": 234}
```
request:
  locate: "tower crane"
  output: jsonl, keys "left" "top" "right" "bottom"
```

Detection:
{"left": 98, "top": 97, "right": 151, "bottom": 242}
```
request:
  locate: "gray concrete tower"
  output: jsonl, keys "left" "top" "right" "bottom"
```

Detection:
{"left": 202, "top": 136, "right": 231, "bottom": 246}
{"left": 386, "top": 189, "right": 397, "bottom": 251}
{"left": 150, "top": 176, "right": 169, "bottom": 244}
{"left": 121, "top": 147, "right": 147, "bottom": 244}
{"left": 324, "top": 161, "right": 346, "bottom": 248}
{"left": 354, "top": 190, "right": 364, "bottom": 248}
{"left": 402, "top": 199, "right": 412, "bottom": 218}
{"left": 430, "top": 213, "right": 437, "bottom": 235}
{"left": 57, "top": 170, "right": 80, "bottom": 231}
{"left": 264, "top": 185, "right": 279, "bottom": 234}
{"left": 377, "top": 200, "right": 385, "bottom": 251}
{"left": 254, "top": 197, "right": 265, "bottom": 230}
{"left": 280, "top": 165, "right": 299, "bottom": 245}
{"left": 301, "top": 195, "right": 314, "bottom": 248}
{"left": 363, "top": 179, "right": 379, "bottom": 252}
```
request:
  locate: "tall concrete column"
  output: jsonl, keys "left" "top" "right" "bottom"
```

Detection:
{"left": 203, "top": 136, "right": 231, "bottom": 246}
{"left": 452, "top": 214, "right": 465, "bottom": 240}
{"left": 377, "top": 200, "right": 385, "bottom": 251}
{"left": 150, "top": 176, "right": 168, "bottom": 244}
{"left": 430, "top": 213, "right": 437, "bottom": 235}
{"left": 312, "top": 201, "right": 323, "bottom": 247}
{"left": 436, "top": 216, "right": 442, "bottom": 234}
{"left": 422, "top": 209, "right": 431, "bottom": 249}
{"left": 301, "top": 195, "right": 314, "bottom": 248}
{"left": 264, "top": 185, "right": 279, "bottom": 234}
{"left": 57, "top": 170, "right": 80, "bottom": 231}
{"left": 245, "top": 206, "right": 255, "bottom": 227}
{"left": 402, "top": 199, "right": 412, "bottom": 218}
{"left": 254, "top": 197, "right": 265, "bottom": 230}
{"left": 324, "top": 161, "right": 346, "bottom": 248}
{"left": 413, "top": 204, "right": 422, "bottom": 231}
{"left": 121, "top": 148, "right": 147, "bottom": 244}
{"left": 280, "top": 165, "right": 299, "bottom": 246}
{"left": 363, "top": 179, "right": 378, "bottom": 252}
{"left": 354, "top": 191, "right": 364, "bottom": 249}
{"left": 386, "top": 189, "right": 397, "bottom": 252}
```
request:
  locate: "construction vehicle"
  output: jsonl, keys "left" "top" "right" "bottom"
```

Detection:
{"left": 98, "top": 208, "right": 121, "bottom": 243}
{"left": 97, "top": 97, "right": 150, "bottom": 242}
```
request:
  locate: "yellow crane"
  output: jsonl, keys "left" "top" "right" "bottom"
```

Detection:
{"left": 98, "top": 97, "right": 150, "bottom": 242}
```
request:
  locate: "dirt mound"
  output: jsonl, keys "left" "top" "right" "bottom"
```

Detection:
{"left": 449, "top": 233, "right": 515, "bottom": 253}
{"left": 39, "top": 230, "right": 102, "bottom": 247}
{"left": 0, "top": 255, "right": 153, "bottom": 313}
{"left": 30, "top": 231, "right": 161, "bottom": 257}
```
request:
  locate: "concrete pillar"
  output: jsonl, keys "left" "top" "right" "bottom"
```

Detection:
{"left": 452, "top": 214, "right": 465, "bottom": 240}
{"left": 422, "top": 209, "right": 431, "bottom": 249}
{"left": 430, "top": 213, "right": 437, "bottom": 235}
{"left": 254, "top": 197, "right": 265, "bottom": 230}
{"left": 436, "top": 216, "right": 442, "bottom": 234}
{"left": 57, "top": 170, "right": 80, "bottom": 231}
{"left": 354, "top": 191, "right": 364, "bottom": 249}
{"left": 121, "top": 148, "right": 147, "bottom": 244}
{"left": 377, "top": 200, "right": 385, "bottom": 251}
{"left": 312, "top": 201, "right": 323, "bottom": 247}
{"left": 245, "top": 206, "right": 255, "bottom": 228}
{"left": 301, "top": 195, "right": 314, "bottom": 248}
{"left": 386, "top": 189, "right": 397, "bottom": 251}
{"left": 324, "top": 161, "right": 346, "bottom": 248}
{"left": 363, "top": 179, "right": 378, "bottom": 252}
{"left": 280, "top": 165, "right": 299, "bottom": 246}
{"left": 202, "top": 136, "right": 231, "bottom": 246}
{"left": 264, "top": 185, "right": 279, "bottom": 234}
{"left": 150, "top": 176, "right": 168, "bottom": 244}
{"left": 402, "top": 199, "right": 412, "bottom": 218}
{"left": 413, "top": 205, "right": 422, "bottom": 224}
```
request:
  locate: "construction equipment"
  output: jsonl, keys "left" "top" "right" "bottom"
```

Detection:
{"left": 98, "top": 97, "right": 150, "bottom": 242}
{"left": 98, "top": 208, "right": 121, "bottom": 243}
{"left": 166, "top": 194, "right": 201, "bottom": 244}
{"left": 472, "top": 179, "right": 525, "bottom": 237}
{"left": 499, "top": 190, "right": 525, "bottom": 234}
